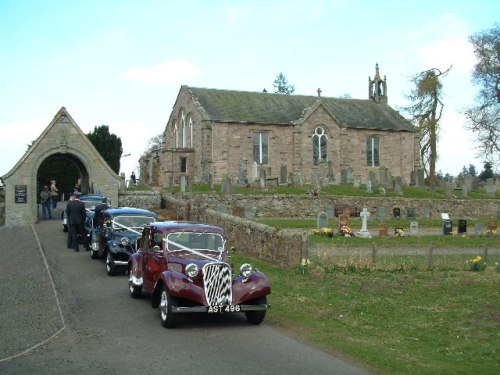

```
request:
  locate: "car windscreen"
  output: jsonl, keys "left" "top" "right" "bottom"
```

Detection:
{"left": 83, "top": 200, "right": 102, "bottom": 211}
{"left": 112, "top": 215, "right": 156, "bottom": 230}
{"left": 166, "top": 232, "right": 224, "bottom": 253}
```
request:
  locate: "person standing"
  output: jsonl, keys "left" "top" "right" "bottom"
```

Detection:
{"left": 39, "top": 185, "right": 52, "bottom": 219}
{"left": 93, "top": 197, "right": 109, "bottom": 228}
{"left": 130, "top": 172, "right": 137, "bottom": 186}
{"left": 66, "top": 191, "right": 88, "bottom": 252}
{"left": 50, "top": 180, "right": 59, "bottom": 209}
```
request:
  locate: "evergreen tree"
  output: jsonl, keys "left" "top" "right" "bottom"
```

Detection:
{"left": 87, "top": 125, "right": 123, "bottom": 174}
{"left": 273, "top": 73, "right": 295, "bottom": 95}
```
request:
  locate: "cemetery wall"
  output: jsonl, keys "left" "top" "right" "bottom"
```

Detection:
{"left": 171, "top": 193, "right": 498, "bottom": 220}
{"left": 118, "top": 191, "right": 161, "bottom": 211}
{"left": 162, "top": 195, "right": 305, "bottom": 267}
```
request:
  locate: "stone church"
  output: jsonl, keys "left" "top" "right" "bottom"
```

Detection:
{"left": 141, "top": 64, "right": 421, "bottom": 188}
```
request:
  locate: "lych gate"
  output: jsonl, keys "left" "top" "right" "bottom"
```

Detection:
{"left": 1, "top": 107, "right": 120, "bottom": 226}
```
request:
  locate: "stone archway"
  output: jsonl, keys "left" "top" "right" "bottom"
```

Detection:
{"left": 1, "top": 107, "right": 121, "bottom": 226}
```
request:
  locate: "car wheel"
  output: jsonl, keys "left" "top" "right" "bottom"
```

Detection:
{"left": 245, "top": 296, "right": 267, "bottom": 325}
{"left": 159, "top": 285, "right": 177, "bottom": 328}
{"left": 90, "top": 248, "right": 99, "bottom": 259}
{"left": 106, "top": 253, "right": 116, "bottom": 276}
{"left": 128, "top": 272, "right": 142, "bottom": 298}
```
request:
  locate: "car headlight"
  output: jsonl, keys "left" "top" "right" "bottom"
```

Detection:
{"left": 240, "top": 263, "right": 253, "bottom": 278}
{"left": 185, "top": 263, "right": 199, "bottom": 278}
{"left": 120, "top": 237, "right": 129, "bottom": 246}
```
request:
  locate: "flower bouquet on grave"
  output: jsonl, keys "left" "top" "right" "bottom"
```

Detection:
{"left": 395, "top": 228, "right": 405, "bottom": 236}
{"left": 312, "top": 228, "right": 334, "bottom": 237}
{"left": 339, "top": 225, "right": 354, "bottom": 237}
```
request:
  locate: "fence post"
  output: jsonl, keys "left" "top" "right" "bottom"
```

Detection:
{"left": 427, "top": 243, "right": 434, "bottom": 270}
{"left": 371, "top": 243, "right": 377, "bottom": 267}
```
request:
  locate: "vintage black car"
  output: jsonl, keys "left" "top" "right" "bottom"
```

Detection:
{"left": 62, "top": 195, "right": 108, "bottom": 233}
{"left": 128, "top": 221, "right": 271, "bottom": 328}
{"left": 90, "top": 207, "right": 157, "bottom": 275}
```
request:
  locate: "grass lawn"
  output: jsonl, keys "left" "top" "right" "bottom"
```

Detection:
{"left": 231, "top": 253, "right": 500, "bottom": 375}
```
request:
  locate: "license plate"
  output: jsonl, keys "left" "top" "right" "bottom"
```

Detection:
{"left": 207, "top": 305, "right": 241, "bottom": 313}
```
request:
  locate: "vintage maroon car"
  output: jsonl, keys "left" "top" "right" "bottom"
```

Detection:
{"left": 128, "top": 221, "right": 271, "bottom": 328}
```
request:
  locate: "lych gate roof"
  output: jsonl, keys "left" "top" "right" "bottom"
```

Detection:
{"left": 187, "top": 86, "right": 415, "bottom": 132}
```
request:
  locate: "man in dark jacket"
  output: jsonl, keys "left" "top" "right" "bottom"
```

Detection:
{"left": 93, "top": 197, "right": 109, "bottom": 228}
{"left": 66, "top": 192, "right": 88, "bottom": 251}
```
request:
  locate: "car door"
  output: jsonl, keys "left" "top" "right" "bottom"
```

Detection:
{"left": 144, "top": 229, "right": 166, "bottom": 290}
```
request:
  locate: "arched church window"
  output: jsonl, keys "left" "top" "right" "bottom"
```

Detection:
{"left": 181, "top": 109, "right": 186, "bottom": 147}
{"left": 188, "top": 115, "right": 194, "bottom": 147}
{"left": 367, "top": 136, "right": 380, "bottom": 167}
{"left": 173, "top": 119, "right": 178, "bottom": 148}
{"left": 312, "top": 126, "right": 327, "bottom": 165}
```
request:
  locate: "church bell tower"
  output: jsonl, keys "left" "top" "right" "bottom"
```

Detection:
{"left": 368, "top": 63, "right": 388, "bottom": 104}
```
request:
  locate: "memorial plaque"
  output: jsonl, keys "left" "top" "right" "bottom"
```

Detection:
{"left": 15, "top": 185, "right": 27, "bottom": 203}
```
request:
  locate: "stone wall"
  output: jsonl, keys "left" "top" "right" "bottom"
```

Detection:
{"left": 118, "top": 191, "right": 161, "bottom": 211}
{"left": 162, "top": 195, "right": 305, "bottom": 267}
{"left": 174, "top": 194, "right": 499, "bottom": 220}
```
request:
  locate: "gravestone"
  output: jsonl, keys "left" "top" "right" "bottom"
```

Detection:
{"left": 486, "top": 178, "right": 495, "bottom": 197}
{"left": 376, "top": 207, "right": 385, "bottom": 220}
{"left": 327, "top": 160, "right": 335, "bottom": 182}
{"left": 259, "top": 167, "right": 266, "bottom": 189}
{"left": 232, "top": 206, "right": 244, "bottom": 217}
{"left": 417, "top": 169, "right": 425, "bottom": 188}
{"left": 410, "top": 221, "right": 418, "bottom": 235}
{"left": 208, "top": 173, "right": 214, "bottom": 191}
{"left": 338, "top": 213, "right": 349, "bottom": 230}
{"left": 252, "top": 161, "right": 258, "bottom": 180}
{"left": 353, "top": 175, "right": 361, "bottom": 189}
{"left": 238, "top": 159, "right": 247, "bottom": 185}
{"left": 378, "top": 223, "right": 389, "bottom": 237}
{"left": 342, "top": 207, "right": 352, "bottom": 218}
{"left": 366, "top": 180, "right": 372, "bottom": 193}
{"left": 280, "top": 165, "right": 287, "bottom": 184}
{"left": 407, "top": 208, "right": 416, "bottom": 219}
{"left": 368, "top": 171, "right": 377, "bottom": 189}
{"left": 180, "top": 175, "right": 186, "bottom": 193}
{"left": 244, "top": 206, "right": 255, "bottom": 219}
{"left": 445, "top": 182, "right": 453, "bottom": 199}
{"left": 221, "top": 175, "right": 232, "bottom": 194}
{"left": 464, "top": 174, "right": 473, "bottom": 192}
{"left": 474, "top": 223, "right": 484, "bottom": 235}
{"left": 457, "top": 219, "right": 467, "bottom": 234}
{"left": 423, "top": 207, "right": 431, "bottom": 218}
{"left": 393, "top": 207, "right": 401, "bottom": 218}
{"left": 357, "top": 208, "right": 371, "bottom": 238}
{"left": 487, "top": 218, "right": 498, "bottom": 235}
{"left": 340, "top": 167, "right": 348, "bottom": 184}
{"left": 325, "top": 204, "right": 335, "bottom": 219}
{"left": 462, "top": 183, "right": 468, "bottom": 198}
{"left": 410, "top": 170, "right": 416, "bottom": 186}
{"left": 395, "top": 176, "right": 403, "bottom": 196}
{"left": 317, "top": 212, "right": 329, "bottom": 229}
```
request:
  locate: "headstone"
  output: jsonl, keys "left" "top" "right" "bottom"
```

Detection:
{"left": 423, "top": 207, "right": 431, "bottom": 218}
{"left": 417, "top": 169, "right": 425, "bottom": 188}
{"left": 464, "top": 174, "right": 473, "bottom": 192}
{"left": 407, "top": 208, "right": 416, "bottom": 219}
{"left": 378, "top": 223, "right": 389, "bottom": 237}
{"left": 445, "top": 182, "right": 453, "bottom": 199}
{"left": 325, "top": 204, "right": 335, "bottom": 219}
{"left": 462, "top": 183, "right": 468, "bottom": 198}
{"left": 457, "top": 219, "right": 467, "bottom": 234}
{"left": 410, "top": 221, "right": 418, "bottom": 235}
{"left": 180, "top": 175, "right": 186, "bottom": 193}
{"left": 410, "top": 170, "right": 416, "bottom": 186}
{"left": 280, "top": 165, "right": 287, "bottom": 184}
{"left": 368, "top": 171, "right": 377, "bottom": 189}
{"left": 472, "top": 176, "right": 479, "bottom": 191}
{"left": 252, "top": 161, "right": 258, "bottom": 180}
{"left": 379, "top": 167, "right": 388, "bottom": 188}
{"left": 338, "top": 213, "right": 349, "bottom": 229}
{"left": 486, "top": 178, "right": 495, "bottom": 197}
{"left": 340, "top": 167, "right": 348, "bottom": 184}
{"left": 317, "top": 212, "right": 329, "bottom": 229}
{"left": 259, "top": 167, "right": 266, "bottom": 189}
{"left": 221, "top": 175, "right": 232, "bottom": 194}
{"left": 342, "top": 207, "right": 352, "bottom": 218}
{"left": 376, "top": 207, "right": 385, "bottom": 220}
{"left": 487, "top": 218, "right": 498, "bottom": 235}
{"left": 395, "top": 176, "right": 403, "bottom": 196}
{"left": 244, "top": 206, "right": 255, "bottom": 219}
{"left": 327, "top": 160, "right": 335, "bottom": 182}
{"left": 353, "top": 175, "right": 361, "bottom": 189}
{"left": 474, "top": 223, "right": 483, "bottom": 235}
{"left": 232, "top": 206, "right": 244, "bottom": 217}
{"left": 238, "top": 159, "right": 247, "bottom": 185}
{"left": 208, "top": 173, "right": 214, "bottom": 191}
{"left": 357, "top": 208, "right": 371, "bottom": 238}
{"left": 393, "top": 207, "right": 401, "bottom": 218}
{"left": 366, "top": 180, "right": 372, "bottom": 193}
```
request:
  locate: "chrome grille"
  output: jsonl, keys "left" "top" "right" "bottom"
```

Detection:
{"left": 203, "top": 263, "right": 232, "bottom": 305}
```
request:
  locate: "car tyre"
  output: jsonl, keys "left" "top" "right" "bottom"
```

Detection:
{"left": 106, "top": 253, "right": 116, "bottom": 276}
{"left": 245, "top": 296, "right": 267, "bottom": 325}
{"left": 128, "top": 272, "right": 142, "bottom": 298}
{"left": 160, "top": 285, "right": 177, "bottom": 328}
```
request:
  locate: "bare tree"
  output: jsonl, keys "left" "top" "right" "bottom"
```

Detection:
{"left": 464, "top": 24, "right": 500, "bottom": 166}
{"left": 143, "top": 133, "right": 163, "bottom": 156}
{"left": 404, "top": 67, "right": 452, "bottom": 184}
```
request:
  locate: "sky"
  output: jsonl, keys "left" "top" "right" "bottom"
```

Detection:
{"left": 0, "top": 0, "right": 498, "bottom": 180}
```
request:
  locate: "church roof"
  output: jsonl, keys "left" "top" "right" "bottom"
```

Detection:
{"left": 186, "top": 86, "right": 415, "bottom": 132}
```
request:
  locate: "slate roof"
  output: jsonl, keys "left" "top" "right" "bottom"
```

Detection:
{"left": 187, "top": 86, "right": 416, "bottom": 132}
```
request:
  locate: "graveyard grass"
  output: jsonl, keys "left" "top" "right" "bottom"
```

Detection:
{"left": 231, "top": 253, "right": 500, "bottom": 375}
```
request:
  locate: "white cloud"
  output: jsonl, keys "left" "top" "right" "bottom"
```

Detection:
{"left": 122, "top": 60, "right": 201, "bottom": 84}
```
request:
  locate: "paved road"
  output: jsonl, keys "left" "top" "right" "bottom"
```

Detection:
{"left": 0, "top": 216, "right": 371, "bottom": 375}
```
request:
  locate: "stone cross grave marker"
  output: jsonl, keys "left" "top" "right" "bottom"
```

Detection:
{"left": 357, "top": 208, "right": 371, "bottom": 238}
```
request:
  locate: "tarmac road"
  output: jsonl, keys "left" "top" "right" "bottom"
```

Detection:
{"left": 0, "top": 216, "right": 371, "bottom": 375}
